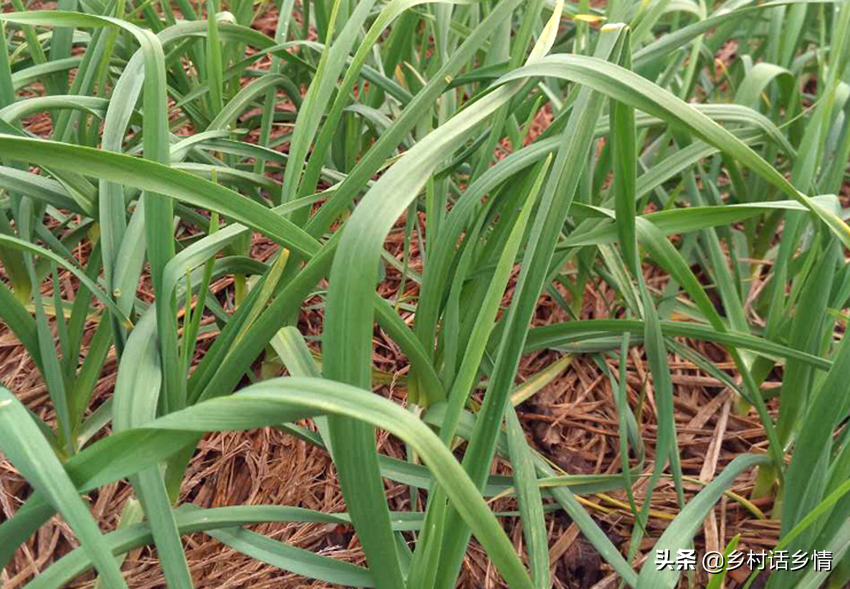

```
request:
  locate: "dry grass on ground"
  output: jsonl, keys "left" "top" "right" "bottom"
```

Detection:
{"left": 0, "top": 220, "right": 783, "bottom": 588}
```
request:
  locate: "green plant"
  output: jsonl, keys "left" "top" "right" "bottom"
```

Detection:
{"left": 1, "top": 0, "right": 850, "bottom": 588}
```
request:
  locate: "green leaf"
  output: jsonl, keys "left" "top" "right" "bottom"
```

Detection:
{"left": 0, "top": 389, "right": 129, "bottom": 588}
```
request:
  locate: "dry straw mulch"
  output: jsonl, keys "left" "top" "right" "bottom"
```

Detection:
{"left": 0, "top": 223, "right": 781, "bottom": 588}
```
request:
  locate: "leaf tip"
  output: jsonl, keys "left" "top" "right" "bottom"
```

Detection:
{"left": 601, "top": 23, "right": 627, "bottom": 33}
{"left": 573, "top": 13, "right": 606, "bottom": 23}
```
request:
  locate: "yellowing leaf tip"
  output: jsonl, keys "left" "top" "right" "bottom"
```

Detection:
{"left": 525, "top": 0, "right": 564, "bottom": 65}
{"left": 573, "top": 14, "right": 606, "bottom": 23}
{"left": 601, "top": 23, "right": 627, "bottom": 33}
